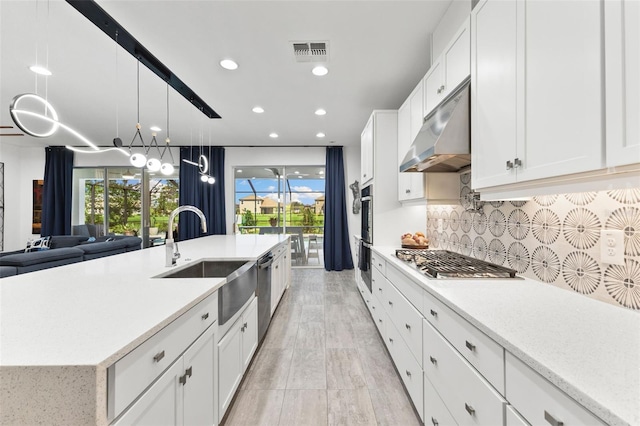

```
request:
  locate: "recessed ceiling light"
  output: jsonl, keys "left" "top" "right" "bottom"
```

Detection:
{"left": 319, "top": 170, "right": 324, "bottom": 175}
{"left": 298, "top": 176, "right": 303, "bottom": 179}
{"left": 312, "top": 66, "right": 328, "bottom": 76}
{"left": 294, "top": 171, "right": 299, "bottom": 174}
{"left": 252, "top": 106, "right": 264, "bottom": 113}
{"left": 29, "top": 65, "right": 52, "bottom": 76}
{"left": 315, "top": 109, "right": 326, "bottom": 116}
{"left": 150, "top": 126, "right": 161, "bottom": 132}
{"left": 316, "top": 132, "right": 325, "bottom": 138}
{"left": 220, "top": 59, "right": 238, "bottom": 70}
{"left": 269, "top": 133, "right": 278, "bottom": 138}
{"left": 237, "top": 169, "right": 242, "bottom": 173}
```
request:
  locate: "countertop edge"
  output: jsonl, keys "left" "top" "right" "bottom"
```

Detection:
{"left": 371, "top": 245, "right": 637, "bottom": 426}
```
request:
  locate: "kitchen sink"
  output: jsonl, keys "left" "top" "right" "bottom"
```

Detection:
{"left": 155, "top": 260, "right": 253, "bottom": 279}
{"left": 155, "top": 259, "right": 258, "bottom": 326}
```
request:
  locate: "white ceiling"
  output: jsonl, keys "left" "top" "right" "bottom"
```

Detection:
{"left": 0, "top": 0, "right": 453, "bottom": 151}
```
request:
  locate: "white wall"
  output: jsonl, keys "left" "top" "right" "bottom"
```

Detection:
{"left": 0, "top": 143, "right": 45, "bottom": 251}
{"left": 432, "top": 0, "right": 472, "bottom": 61}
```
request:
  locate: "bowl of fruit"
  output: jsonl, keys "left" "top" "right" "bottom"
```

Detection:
{"left": 401, "top": 232, "right": 429, "bottom": 249}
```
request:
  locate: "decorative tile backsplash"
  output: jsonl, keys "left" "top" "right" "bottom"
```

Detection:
{"left": 426, "top": 173, "right": 640, "bottom": 310}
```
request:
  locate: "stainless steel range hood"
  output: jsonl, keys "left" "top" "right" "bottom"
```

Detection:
{"left": 400, "top": 81, "right": 470, "bottom": 173}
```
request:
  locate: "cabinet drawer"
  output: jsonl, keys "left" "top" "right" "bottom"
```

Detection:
{"left": 387, "top": 284, "right": 423, "bottom": 368}
{"left": 423, "top": 319, "right": 506, "bottom": 426}
{"left": 424, "top": 374, "right": 458, "bottom": 426}
{"left": 371, "top": 251, "right": 386, "bottom": 275}
{"left": 108, "top": 291, "right": 218, "bottom": 420}
{"left": 386, "top": 319, "right": 424, "bottom": 421}
{"left": 505, "top": 353, "right": 605, "bottom": 426}
{"left": 371, "top": 266, "right": 388, "bottom": 306}
{"left": 506, "top": 405, "right": 529, "bottom": 426}
{"left": 386, "top": 262, "right": 423, "bottom": 312}
{"left": 423, "top": 291, "right": 504, "bottom": 394}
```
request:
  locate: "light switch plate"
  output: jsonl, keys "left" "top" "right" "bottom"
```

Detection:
{"left": 600, "top": 230, "right": 625, "bottom": 265}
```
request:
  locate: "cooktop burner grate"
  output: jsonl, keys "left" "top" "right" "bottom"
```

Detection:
{"left": 395, "top": 249, "right": 517, "bottom": 279}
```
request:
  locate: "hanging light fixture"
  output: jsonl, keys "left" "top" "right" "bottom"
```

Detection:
{"left": 160, "top": 83, "right": 175, "bottom": 175}
{"left": 127, "top": 59, "right": 148, "bottom": 168}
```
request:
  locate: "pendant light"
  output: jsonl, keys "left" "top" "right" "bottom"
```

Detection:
{"left": 128, "top": 59, "right": 147, "bottom": 168}
{"left": 160, "top": 83, "right": 175, "bottom": 175}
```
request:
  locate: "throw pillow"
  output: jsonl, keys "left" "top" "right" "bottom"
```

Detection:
{"left": 25, "top": 236, "right": 51, "bottom": 253}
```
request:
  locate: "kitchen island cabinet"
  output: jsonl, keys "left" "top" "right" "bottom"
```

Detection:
{"left": 360, "top": 246, "right": 639, "bottom": 426}
{"left": 0, "top": 234, "right": 289, "bottom": 426}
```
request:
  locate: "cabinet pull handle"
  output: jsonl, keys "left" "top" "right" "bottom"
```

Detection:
{"left": 378, "top": 263, "right": 382, "bottom": 267}
{"left": 506, "top": 160, "right": 514, "bottom": 170}
{"left": 153, "top": 350, "right": 165, "bottom": 363}
{"left": 186, "top": 366, "right": 193, "bottom": 378}
{"left": 406, "top": 189, "right": 410, "bottom": 193}
{"left": 201, "top": 312, "right": 209, "bottom": 320}
{"left": 544, "top": 411, "right": 564, "bottom": 426}
{"left": 405, "top": 370, "right": 411, "bottom": 377}
{"left": 514, "top": 157, "right": 522, "bottom": 168}
{"left": 378, "top": 318, "right": 382, "bottom": 323}
{"left": 430, "top": 356, "right": 437, "bottom": 365}
{"left": 179, "top": 373, "right": 187, "bottom": 386}
{"left": 465, "top": 403, "right": 475, "bottom": 416}
{"left": 431, "top": 417, "right": 439, "bottom": 426}
{"left": 465, "top": 340, "right": 476, "bottom": 352}
{"left": 430, "top": 309, "right": 437, "bottom": 317}
{"left": 388, "top": 301, "right": 393, "bottom": 306}
{"left": 372, "top": 305, "right": 376, "bottom": 310}
{"left": 389, "top": 337, "right": 393, "bottom": 343}
{"left": 378, "top": 287, "right": 382, "bottom": 292}
{"left": 405, "top": 323, "right": 411, "bottom": 330}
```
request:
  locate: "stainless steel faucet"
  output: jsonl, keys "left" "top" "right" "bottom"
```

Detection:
{"left": 165, "top": 205, "right": 208, "bottom": 267}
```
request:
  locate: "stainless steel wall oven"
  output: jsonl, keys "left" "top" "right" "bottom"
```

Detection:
{"left": 360, "top": 185, "right": 372, "bottom": 292}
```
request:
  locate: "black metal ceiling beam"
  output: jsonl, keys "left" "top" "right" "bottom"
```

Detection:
{"left": 65, "top": 0, "right": 221, "bottom": 119}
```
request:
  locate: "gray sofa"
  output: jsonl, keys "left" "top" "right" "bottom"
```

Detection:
{"left": 0, "top": 235, "right": 142, "bottom": 276}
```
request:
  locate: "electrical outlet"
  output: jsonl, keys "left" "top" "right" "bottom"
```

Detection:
{"left": 600, "top": 230, "right": 625, "bottom": 265}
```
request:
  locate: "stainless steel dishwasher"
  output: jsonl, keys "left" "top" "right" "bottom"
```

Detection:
{"left": 256, "top": 252, "right": 273, "bottom": 343}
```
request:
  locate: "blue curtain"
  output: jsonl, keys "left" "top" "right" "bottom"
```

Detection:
{"left": 42, "top": 146, "right": 74, "bottom": 236}
{"left": 178, "top": 146, "right": 226, "bottom": 240}
{"left": 324, "top": 146, "right": 354, "bottom": 271}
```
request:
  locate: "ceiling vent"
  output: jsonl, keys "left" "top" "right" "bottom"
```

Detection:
{"left": 291, "top": 41, "right": 329, "bottom": 63}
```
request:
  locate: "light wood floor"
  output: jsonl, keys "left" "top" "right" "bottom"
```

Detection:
{"left": 223, "top": 269, "right": 421, "bottom": 426}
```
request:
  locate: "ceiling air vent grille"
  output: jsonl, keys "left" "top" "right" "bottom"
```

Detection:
{"left": 291, "top": 41, "right": 328, "bottom": 63}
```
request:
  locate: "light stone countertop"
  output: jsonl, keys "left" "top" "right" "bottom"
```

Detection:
{"left": 0, "top": 234, "right": 287, "bottom": 368}
{"left": 373, "top": 246, "right": 640, "bottom": 426}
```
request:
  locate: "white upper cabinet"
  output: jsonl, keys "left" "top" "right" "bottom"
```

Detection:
{"left": 471, "top": 0, "right": 518, "bottom": 189}
{"left": 361, "top": 115, "right": 374, "bottom": 186}
{"left": 472, "top": 0, "right": 604, "bottom": 190}
{"left": 605, "top": 0, "right": 640, "bottom": 167}
{"left": 398, "top": 81, "right": 426, "bottom": 202}
{"left": 423, "top": 17, "right": 471, "bottom": 118}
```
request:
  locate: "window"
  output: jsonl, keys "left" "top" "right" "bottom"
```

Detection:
{"left": 71, "top": 167, "right": 179, "bottom": 247}
{"left": 234, "top": 166, "right": 325, "bottom": 268}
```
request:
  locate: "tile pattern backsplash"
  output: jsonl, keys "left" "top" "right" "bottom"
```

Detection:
{"left": 426, "top": 173, "right": 640, "bottom": 310}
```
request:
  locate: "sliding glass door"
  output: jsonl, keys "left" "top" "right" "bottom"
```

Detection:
{"left": 234, "top": 165, "right": 325, "bottom": 268}
{"left": 71, "top": 167, "right": 179, "bottom": 247}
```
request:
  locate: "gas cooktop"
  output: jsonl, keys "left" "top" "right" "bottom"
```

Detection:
{"left": 395, "top": 249, "right": 518, "bottom": 279}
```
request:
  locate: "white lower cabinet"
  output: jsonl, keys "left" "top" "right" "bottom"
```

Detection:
{"left": 271, "top": 241, "right": 289, "bottom": 316}
{"left": 424, "top": 373, "right": 458, "bottom": 426}
{"left": 423, "top": 319, "right": 506, "bottom": 426}
{"left": 505, "top": 353, "right": 605, "bottom": 426}
{"left": 114, "top": 323, "right": 216, "bottom": 426}
{"left": 217, "top": 297, "right": 258, "bottom": 423}
{"left": 387, "top": 317, "right": 424, "bottom": 422}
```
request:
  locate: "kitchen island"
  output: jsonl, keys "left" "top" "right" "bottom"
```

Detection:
{"left": 366, "top": 246, "right": 639, "bottom": 426}
{"left": 0, "top": 234, "right": 288, "bottom": 425}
